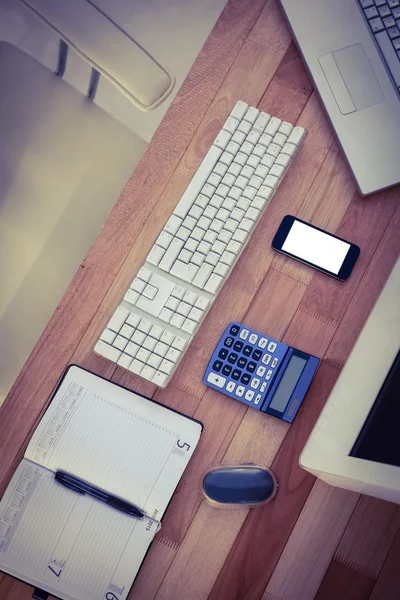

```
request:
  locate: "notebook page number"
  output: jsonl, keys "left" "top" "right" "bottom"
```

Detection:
{"left": 105, "top": 583, "right": 125, "bottom": 599}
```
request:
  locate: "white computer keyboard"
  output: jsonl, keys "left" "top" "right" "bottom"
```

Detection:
{"left": 94, "top": 101, "right": 306, "bottom": 387}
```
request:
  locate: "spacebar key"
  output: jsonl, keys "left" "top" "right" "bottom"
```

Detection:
{"left": 173, "top": 145, "right": 222, "bottom": 219}
{"left": 375, "top": 31, "right": 400, "bottom": 87}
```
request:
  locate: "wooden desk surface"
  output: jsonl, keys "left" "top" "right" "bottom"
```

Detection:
{"left": 1, "top": 1, "right": 400, "bottom": 598}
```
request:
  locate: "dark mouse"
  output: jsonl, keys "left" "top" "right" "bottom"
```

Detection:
{"left": 203, "top": 465, "right": 278, "bottom": 507}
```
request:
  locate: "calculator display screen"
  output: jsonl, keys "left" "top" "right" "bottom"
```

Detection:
{"left": 269, "top": 355, "right": 307, "bottom": 412}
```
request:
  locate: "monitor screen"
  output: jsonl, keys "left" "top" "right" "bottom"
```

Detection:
{"left": 269, "top": 355, "right": 307, "bottom": 413}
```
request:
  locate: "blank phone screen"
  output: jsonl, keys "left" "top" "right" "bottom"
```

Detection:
{"left": 281, "top": 220, "right": 350, "bottom": 274}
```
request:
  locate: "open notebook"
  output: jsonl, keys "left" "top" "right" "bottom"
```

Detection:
{"left": 0, "top": 366, "right": 202, "bottom": 600}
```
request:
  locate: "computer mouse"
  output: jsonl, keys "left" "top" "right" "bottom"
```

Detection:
{"left": 202, "top": 465, "right": 278, "bottom": 508}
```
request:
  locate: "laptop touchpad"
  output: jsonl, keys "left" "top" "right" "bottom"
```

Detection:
{"left": 319, "top": 43, "right": 384, "bottom": 114}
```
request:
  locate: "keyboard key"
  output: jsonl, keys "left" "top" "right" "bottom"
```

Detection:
{"left": 232, "top": 369, "right": 242, "bottom": 381}
{"left": 226, "top": 381, "right": 236, "bottom": 393}
{"left": 243, "top": 345, "right": 252, "bottom": 357}
{"left": 171, "top": 336, "right": 187, "bottom": 351}
{"left": 238, "top": 357, "right": 247, "bottom": 368}
{"left": 256, "top": 365, "right": 266, "bottom": 377}
{"left": 218, "top": 348, "right": 229, "bottom": 359}
{"left": 268, "top": 342, "right": 277, "bottom": 352}
{"left": 246, "top": 361, "right": 256, "bottom": 373}
{"left": 287, "top": 127, "right": 306, "bottom": 146}
{"left": 254, "top": 394, "right": 262, "bottom": 405}
{"left": 137, "top": 348, "right": 150, "bottom": 363}
{"left": 148, "top": 354, "right": 162, "bottom": 369}
{"left": 207, "top": 372, "right": 226, "bottom": 388}
{"left": 262, "top": 353, "right": 272, "bottom": 365}
{"left": 154, "top": 342, "right": 168, "bottom": 357}
{"left": 153, "top": 371, "right": 168, "bottom": 386}
{"left": 260, "top": 381, "right": 267, "bottom": 392}
{"left": 118, "top": 353, "right": 133, "bottom": 369}
{"left": 141, "top": 365, "right": 156, "bottom": 381}
{"left": 107, "top": 306, "right": 129, "bottom": 333}
{"left": 266, "top": 369, "right": 273, "bottom": 380}
{"left": 101, "top": 329, "right": 116, "bottom": 344}
{"left": 224, "top": 336, "right": 234, "bottom": 347}
{"left": 239, "top": 329, "right": 249, "bottom": 340}
{"left": 250, "top": 378, "right": 260, "bottom": 389}
{"left": 230, "top": 100, "right": 248, "bottom": 120}
{"left": 222, "top": 364, "right": 232, "bottom": 376}
{"left": 235, "top": 386, "right": 245, "bottom": 397}
{"left": 160, "top": 359, "right": 175, "bottom": 375}
{"left": 233, "top": 341, "right": 243, "bottom": 352}
{"left": 245, "top": 390, "right": 255, "bottom": 402}
{"left": 95, "top": 341, "right": 121, "bottom": 362}
{"left": 170, "top": 313, "right": 185, "bottom": 328}
{"left": 193, "top": 262, "right": 213, "bottom": 288}
{"left": 182, "top": 319, "right": 197, "bottom": 334}
{"left": 125, "top": 342, "right": 139, "bottom": 357}
{"left": 129, "top": 359, "right": 144, "bottom": 375}
{"left": 241, "top": 373, "right": 251, "bottom": 385}
{"left": 213, "top": 360, "right": 223, "bottom": 372}
{"left": 204, "top": 273, "right": 223, "bottom": 293}
{"left": 126, "top": 313, "right": 141, "bottom": 328}
{"left": 271, "top": 357, "right": 279, "bottom": 368}
{"left": 258, "top": 337, "right": 268, "bottom": 348}
{"left": 228, "top": 352, "right": 238, "bottom": 364}
{"left": 252, "top": 349, "right": 262, "bottom": 361}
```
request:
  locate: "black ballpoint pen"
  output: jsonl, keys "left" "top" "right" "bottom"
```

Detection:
{"left": 55, "top": 470, "right": 145, "bottom": 518}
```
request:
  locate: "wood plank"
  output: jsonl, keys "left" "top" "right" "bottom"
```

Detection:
{"left": 335, "top": 498, "right": 400, "bottom": 580}
{"left": 155, "top": 503, "right": 247, "bottom": 600}
{"left": 325, "top": 201, "right": 400, "bottom": 370}
{"left": 208, "top": 361, "right": 340, "bottom": 600}
{"left": 369, "top": 528, "right": 400, "bottom": 600}
{"left": 0, "top": 577, "right": 35, "bottom": 600}
{"left": 314, "top": 561, "right": 375, "bottom": 600}
{"left": 262, "top": 480, "right": 359, "bottom": 600}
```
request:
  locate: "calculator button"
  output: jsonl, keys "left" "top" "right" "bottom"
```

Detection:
{"left": 239, "top": 329, "right": 249, "bottom": 340}
{"left": 249, "top": 333, "right": 258, "bottom": 344}
{"left": 256, "top": 365, "right": 266, "bottom": 377}
{"left": 232, "top": 369, "right": 242, "bottom": 380}
{"left": 271, "top": 357, "right": 279, "bottom": 368}
{"left": 228, "top": 352, "right": 238, "bottom": 364}
{"left": 245, "top": 390, "right": 255, "bottom": 401}
{"left": 241, "top": 373, "right": 251, "bottom": 385}
{"left": 267, "top": 341, "right": 277, "bottom": 353}
{"left": 246, "top": 361, "right": 256, "bottom": 373}
{"left": 222, "top": 364, "right": 232, "bottom": 376}
{"left": 243, "top": 345, "right": 252, "bottom": 357}
{"left": 224, "top": 336, "right": 234, "bottom": 347}
{"left": 226, "top": 381, "right": 236, "bottom": 393}
{"left": 262, "top": 353, "right": 272, "bottom": 365}
{"left": 260, "top": 381, "right": 267, "bottom": 392}
{"left": 218, "top": 348, "right": 228, "bottom": 360}
{"left": 250, "top": 377, "right": 260, "bottom": 389}
{"left": 213, "top": 360, "right": 223, "bottom": 372}
{"left": 235, "top": 385, "right": 245, "bottom": 397}
{"left": 207, "top": 372, "right": 226, "bottom": 387}
{"left": 233, "top": 341, "right": 243, "bottom": 352}
{"left": 258, "top": 338, "right": 268, "bottom": 348}
{"left": 254, "top": 394, "right": 262, "bottom": 405}
{"left": 230, "top": 324, "right": 240, "bottom": 336}
{"left": 237, "top": 357, "right": 247, "bottom": 368}
{"left": 252, "top": 349, "right": 262, "bottom": 361}
{"left": 266, "top": 369, "right": 273, "bottom": 380}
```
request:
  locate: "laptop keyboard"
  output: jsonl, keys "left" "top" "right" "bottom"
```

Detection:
{"left": 358, "top": 0, "right": 400, "bottom": 91}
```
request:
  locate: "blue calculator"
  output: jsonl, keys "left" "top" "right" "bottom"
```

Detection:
{"left": 204, "top": 323, "right": 320, "bottom": 422}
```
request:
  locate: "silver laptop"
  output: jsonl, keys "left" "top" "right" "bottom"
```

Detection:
{"left": 279, "top": 0, "right": 400, "bottom": 196}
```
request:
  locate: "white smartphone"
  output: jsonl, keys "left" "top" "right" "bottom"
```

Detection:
{"left": 272, "top": 215, "right": 360, "bottom": 281}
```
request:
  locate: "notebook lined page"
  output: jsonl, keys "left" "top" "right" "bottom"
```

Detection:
{"left": 25, "top": 366, "right": 201, "bottom": 516}
{"left": 0, "top": 461, "right": 158, "bottom": 600}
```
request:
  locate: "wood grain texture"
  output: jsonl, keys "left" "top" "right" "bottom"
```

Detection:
{"left": 262, "top": 480, "right": 359, "bottom": 600}
{"left": 1, "top": 0, "right": 399, "bottom": 598}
